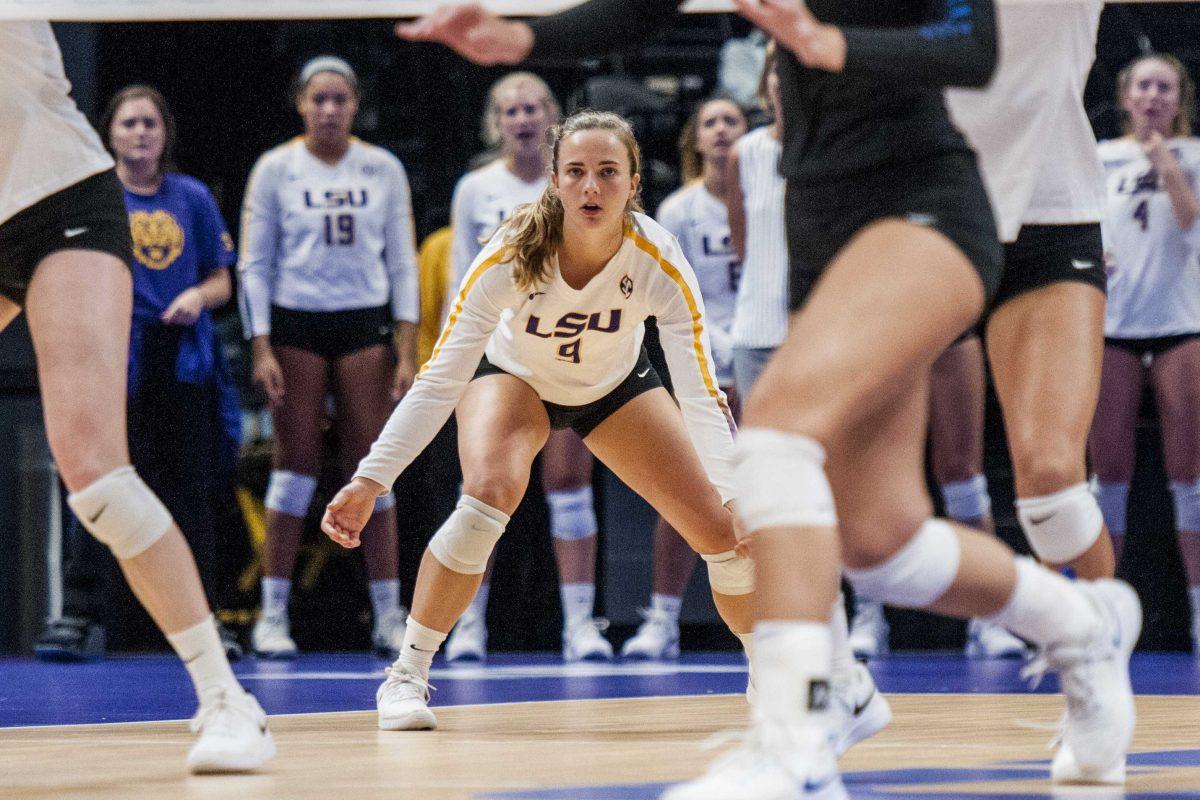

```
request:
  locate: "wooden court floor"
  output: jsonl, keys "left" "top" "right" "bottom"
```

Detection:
{"left": 0, "top": 693, "right": 1196, "bottom": 799}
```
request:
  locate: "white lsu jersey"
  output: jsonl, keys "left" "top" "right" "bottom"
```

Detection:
{"left": 945, "top": 0, "right": 1105, "bottom": 242}
{"left": 356, "top": 212, "right": 735, "bottom": 502}
{"left": 450, "top": 158, "right": 548, "bottom": 286}
{"left": 656, "top": 182, "right": 739, "bottom": 385}
{"left": 238, "top": 138, "right": 419, "bottom": 337}
{"left": 0, "top": 22, "right": 113, "bottom": 226}
{"left": 730, "top": 126, "right": 789, "bottom": 350}
{"left": 1100, "top": 137, "right": 1200, "bottom": 338}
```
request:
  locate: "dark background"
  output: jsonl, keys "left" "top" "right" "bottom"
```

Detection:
{"left": 2, "top": 5, "right": 1199, "bottom": 654}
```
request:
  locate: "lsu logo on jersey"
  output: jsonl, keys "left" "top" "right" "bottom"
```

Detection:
{"left": 525, "top": 310, "right": 623, "bottom": 364}
{"left": 303, "top": 189, "right": 368, "bottom": 208}
{"left": 129, "top": 210, "right": 185, "bottom": 271}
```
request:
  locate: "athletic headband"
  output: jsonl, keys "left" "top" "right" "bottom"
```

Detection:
{"left": 299, "top": 56, "right": 357, "bottom": 89}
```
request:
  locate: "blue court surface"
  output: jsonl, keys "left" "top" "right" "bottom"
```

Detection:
{"left": 1, "top": 651, "right": 1197, "bottom": 799}
{"left": 0, "top": 651, "right": 1197, "bottom": 728}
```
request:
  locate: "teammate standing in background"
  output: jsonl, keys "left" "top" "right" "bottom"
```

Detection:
{"left": 322, "top": 111, "right": 757, "bottom": 731}
{"left": 444, "top": 73, "right": 613, "bottom": 663}
{"left": 0, "top": 21, "right": 272, "bottom": 772}
{"left": 725, "top": 42, "right": 787, "bottom": 397}
{"left": 239, "top": 56, "right": 419, "bottom": 659}
{"left": 623, "top": 96, "right": 747, "bottom": 660}
{"left": 1091, "top": 52, "right": 1200, "bottom": 654}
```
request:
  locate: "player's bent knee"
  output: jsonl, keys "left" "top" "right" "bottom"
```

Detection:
{"left": 941, "top": 475, "right": 992, "bottom": 521}
{"left": 734, "top": 428, "right": 837, "bottom": 532}
{"left": 1016, "top": 482, "right": 1102, "bottom": 564}
{"left": 428, "top": 495, "right": 510, "bottom": 574}
{"left": 546, "top": 486, "right": 597, "bottom": 541}
{"left": 1169, "top": 479, "right": 1200, "bottom": 532}
{"left": 845, "top": 518, "right": 960, "bottom": 608}
{"left": 701, "top": 550, "right": 755, "bottom": 595}
{"left": 66, "top": 466, "right": 172, "bottom": 559}
{"left": 265, "top": 470, "right": 317, "bottom": 518}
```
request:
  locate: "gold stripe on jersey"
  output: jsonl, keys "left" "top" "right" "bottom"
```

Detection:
{"left": 627, "top": 228, "right": 727, "bottom": 411}
{"left": 418, "top": 248, "right": 507, "bottom": 378}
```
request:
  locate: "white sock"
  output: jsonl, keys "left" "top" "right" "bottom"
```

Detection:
{"left": 754, "top": 620, "right": 832, "bottom": 725}
{"left": 830, "top": 594, "right": 855, "bottom": 686}
{"left": 369, "top": 578, "right": 401, "bottom": 620}
{"left": 988, "top": 557, "right": 1101, "bottom": 648}
{"left": 650, "top": 593, "right": 683, "bottom": 623}
{"left": 261, "top": 576, "right": 291, "bottom": 617}
{"left": 561, "top": 582, "right": 595, "bottom": 627}
{"left": 462, "top": 582, "right": 490, "bottom": 622}
{"left": 397, "top": 617, "right": 448, "bottom": 681}
{"left": 167, "top": 614, "right": 242, "bottom": 704}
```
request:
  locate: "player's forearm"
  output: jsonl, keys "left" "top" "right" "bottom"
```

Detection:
{"left": 527, "top": 0, "right": 682, "bottom": 61}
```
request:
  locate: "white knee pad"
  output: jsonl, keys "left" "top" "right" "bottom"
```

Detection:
{"left": 845, "top": 518, "right": 960, "bottom": 608}
{"left": 428, "top": 495, "right": 510, "bottom": 574}
{"left": 1094, "top": 479, "right": 1130, "bottom": 536}
{"left": 1016, "top": 482, "right": 1103, "bottom": 564}
{"left": 701, "top": 549, "right": 755, "bottom": 595}
{"left": 546, "top": 486, "right": 597, "bottom": 541}
{"left": 1170, "top": 479, "right": 1200, "bottom": 531}
{"left": 941, "top": 474, "right": 991, "bottom": 522}
{"left": 733, "top": 429, "right": 836, "bottom": 533}
{"left": 67, "top": 466, "right": 172, "bottom": 559}
{"left": 265, "top": 470, "right": 317, "bottom": 518}
{"left": 374, "top": 491, "right": 396, "bottom": 513}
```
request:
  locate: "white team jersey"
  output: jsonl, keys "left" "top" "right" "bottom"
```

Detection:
{"left": 945, "top": 0, "right": 1105, "bottom": 242}
{"left": 657, "top": 182, "right": 738, "bottom": 385}
{"left": 450, "top": 159, "right": 547, "bottom": 286}
{"left": 0, "top": 22, "right": 113, "bottom": 226}
{"left": 730, "top": 126, "right": 789, "bottom": 350}
{"left": 1100, "top": 137, "right": 1200, "bottom": 338}
{"left": 238, "top": 137, "right": 419, "bottom": 336}
{"left": 356, "top": 212, "right": 736, "bottom": 502}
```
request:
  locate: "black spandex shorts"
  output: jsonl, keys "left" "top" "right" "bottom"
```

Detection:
{"left": 786, "top": 150, "right": 1003, "bottom": 311}
{"left": 269, "top": 305, "right": 392, "bottom": 360}
{"left": 1105, "top": 332, "right": 1200, "bottom": 360}
{"left": 642, "top": 317, "right": 673, "bottom": 396}
{"left": 0, "top": 169, "right": 131, "bottom": 305}
{"left": 990, "top": 223, "right": 1105, "bottom": 309}
{"left": 472, "top": 346, "right": 664, "bottom": 438}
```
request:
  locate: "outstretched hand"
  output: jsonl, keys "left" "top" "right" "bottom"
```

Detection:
{"left": 321, "top": 477, "right": 384, "bottom": 549}
{"left": 396, "top": 4, "right": 534, "bottom": 66}
{"left": 733, "top": 0, "right": 846, "bottom": 72}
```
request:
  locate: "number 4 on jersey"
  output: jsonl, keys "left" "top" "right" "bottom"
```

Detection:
{"left": 1133, "top": 199, "right": 1149, "bottom": 232}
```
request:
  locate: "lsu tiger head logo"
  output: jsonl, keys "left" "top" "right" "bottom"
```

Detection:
{"left": 129, "top": 210, "right": 185, "bottom": 270}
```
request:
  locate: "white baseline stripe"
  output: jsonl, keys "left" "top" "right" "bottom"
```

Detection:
{"left": 0, "top": 0, "right": 732, "bottom": 22}
{"left": 238, "top": 662, "right": 748, "bottom": 682}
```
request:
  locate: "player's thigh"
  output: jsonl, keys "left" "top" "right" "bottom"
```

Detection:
{"left": 986, "top": 282, "right": 1104, "bottom": 465}
{"left": 1088, "top": 344, "right": 1144, "bottom": 482}
{"left": 585, "top": 387, "right": 733, "bottom": 555}
{"left": 828, "top": 370, "right": 935, "bottom": 569}
{"left": 748, "top": 219, "right": 985, "bottom": 445}
{"left": 271, "top": 344, "right": 331, "bottom": 473}
{"left": 331, "top": 343, "right": 395, "bottom": 463}
{"left": 928, "top": 334, "right": 986, "bottom": 483}
{"left": 456, "top": 373, "right": 550, "bottom": 513}
{"left": 1151, "top": 338, "right": 1200, "bottom": 481}
{"left": 24, "top": 249, "right": 133, "bottom": 488}
{"left": 541, "top": 428, "right": 593, "bottom": 492}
